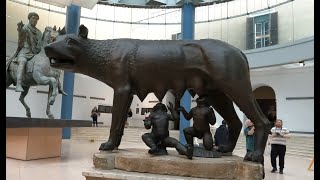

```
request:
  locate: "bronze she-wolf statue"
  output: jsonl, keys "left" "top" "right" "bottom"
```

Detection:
{"left": 44, "top": 24, "right": 270, "bottom": 163}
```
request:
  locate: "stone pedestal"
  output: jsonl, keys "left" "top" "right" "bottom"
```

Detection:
{"left": 6, "top": 117, "right": 92, "bottom": 160}
{"left": 6, "top": 128, "right": 62, "bottom": 160}
{"left": 83, "top": 148, "right": 263, "bottom": 180}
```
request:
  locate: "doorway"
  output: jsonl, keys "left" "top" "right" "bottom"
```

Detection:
{"left": 253, "top": 86, "right": 276, "bottom": 120}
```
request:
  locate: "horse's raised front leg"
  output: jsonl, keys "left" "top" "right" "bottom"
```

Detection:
{"left": 99, "top": 86, "right": 133, "bottom": 151}
{"left": 55, "top": 70, "right": 67, "bottom": 96}
{"left": 46, "top": 85, "right": 54, "bottom": 119}
{"left": 39, "top": 76, "right": 58, "bottom": 105}
{"left": 19, "top": 86, "right": 31, "bottom": 118}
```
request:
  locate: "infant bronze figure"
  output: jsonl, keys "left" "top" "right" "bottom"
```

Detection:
{"left": 142, "top": 102, "right": 193, "bottom": 159}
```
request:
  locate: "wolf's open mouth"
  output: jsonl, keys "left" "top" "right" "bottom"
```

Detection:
{"left": 50, "top": 58, "right": 74, "bottom": 65}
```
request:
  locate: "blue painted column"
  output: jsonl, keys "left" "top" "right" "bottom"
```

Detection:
{"left": 61, "top": 5, "right": 81, "bottom": 139}
{"left": 179, "top": 2, "right": 195, "bottom": 144}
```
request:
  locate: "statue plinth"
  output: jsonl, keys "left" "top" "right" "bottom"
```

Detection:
{"left": 83, "top": 148, "right": 263, "bottom": 180}
{"left": 6, "top": 117, "right": 91, "bottom": 160}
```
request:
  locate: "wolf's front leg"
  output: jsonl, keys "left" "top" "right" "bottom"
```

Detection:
{"left": 99, "top": 88, "right": 133, "bottom": 151}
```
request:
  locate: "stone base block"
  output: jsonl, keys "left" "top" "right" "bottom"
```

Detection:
{"left": 6, "top": 128, "right": 62, "bottom": 160}
{"left": 89, "top": 148, "right": 263, "bottom": 180}
{"left": 83, "top": 168, "right": 219, "bottom": 180}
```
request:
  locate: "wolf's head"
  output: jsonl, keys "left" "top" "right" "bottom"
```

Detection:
{"left": 44, "top": 24, "right": 89, "bottom": 71}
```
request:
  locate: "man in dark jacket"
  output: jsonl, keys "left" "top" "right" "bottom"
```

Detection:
{"left": 214, "top": 120, "right": 229, "bottom": 148}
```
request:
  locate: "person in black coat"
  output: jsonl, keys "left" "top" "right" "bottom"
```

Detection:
{"left": 214, "top": 120, "right": 229, "bottom": 148}
{"left": 91, "top": 106, "right": 100, "bottom": 127}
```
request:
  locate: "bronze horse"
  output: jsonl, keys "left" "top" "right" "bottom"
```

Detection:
{"left": 44, "top": 25, "right": 270, "bottom": 163}
{"left": 6, "top": 26, "right": 67, "bottom": 119}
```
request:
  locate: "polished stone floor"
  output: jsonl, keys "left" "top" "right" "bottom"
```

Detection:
{"left": 7, "top": 137, "right": 314, "bottom": 180}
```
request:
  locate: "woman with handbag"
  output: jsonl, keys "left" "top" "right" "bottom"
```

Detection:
{"left": 91, "top": 106, "right": 100, "bottom": 127}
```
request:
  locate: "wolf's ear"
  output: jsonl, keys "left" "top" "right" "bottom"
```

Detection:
{"left": 59, "top": 26, "right": 66, "bottom": 35}
{"left": 78, "top": 24, "right": 88, "bottom": 39}
{"left": 53, "top": 25, "right": 56, "bottom": 31}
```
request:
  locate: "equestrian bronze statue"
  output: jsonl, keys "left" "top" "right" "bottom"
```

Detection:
{"left": 6, "top": 12, "right": 67, "bottom": 119}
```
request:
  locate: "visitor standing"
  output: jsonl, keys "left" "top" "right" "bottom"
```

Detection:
{"left": 270, "top": 119, "right": 289, "bottom": 174}
{"left": 91, "top": 106, "right": 100, "bottom": 127}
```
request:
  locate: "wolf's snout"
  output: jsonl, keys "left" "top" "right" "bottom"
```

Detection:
{"left": 44, "top": 45, "right": 53, "bottom": 57}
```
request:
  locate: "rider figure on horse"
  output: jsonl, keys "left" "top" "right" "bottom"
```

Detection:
{"left": 14, "top": 12, "right": 42, "bottom": 92}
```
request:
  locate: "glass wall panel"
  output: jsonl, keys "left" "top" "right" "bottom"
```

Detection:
{"left": 80, "top": 17, "right": 97, "bottom": 39}
{"left": 196, "top": 6, "right": 209, "bottom": 22}
{"left": 261, "top": 0, "right": 269, "bottom": 9}
{"left": 268, "top": 0, "right": 278, "bottom": 7}
{"left": 95, "top": 21, "right": 115, "bottom": 40}
{"left": 29, "top": 0, "right": 38, "bottom": 6}
{"left": 233, "top": 0, "right": 242, "bottom": 16}
{"left": 113, "top": 22, "right": 131, "bottom": 38}
{"left": 15, "top": 0, "right": 29, "bottom": 4}
{"left": 114, "top": 6, "right": 131, "bottom": 22}
{"left": 96, "top": 4, "right": 115, "bottom": 21}
{"left": 208, "top": 5, "right": 214, "bottom": 20}
{"left": 48, "top": 4, "right": 66, "bottom": 13}
{"left": 195, "top": 22, "right": 209, "bottom": 39}
{"left": 213, "top": 4, "right": 222, "bottom": 20}
{"left": 239, "top": 0, "right": 248, "bottom": 14}
{"left": 131, "top": 8, "right": 149, "bottom": 23}
{"left": 148, "top": 9, "right": 166, "bottom": 24}
{"left": 253, "top": 0, "right": 263, "bottom": 11}
{"left": 165, "top": 24, "right": 181, "bottom": 40}
{"left": 81, "top": 5, "right": 98, "bottom": 18}
{"left": 147, "top": 24, "right": 166, "bottom": 40}
{"left": 6, "top": 0, "right": 29, "bottom": 42}
{"left": 48, "top": 11, "right": 66, "bottom": 31}
{"left": 208, "top": 21, "right": 222, "bottom": 40}
{"left": 6, "top": 0, "right": 314, "bottom": 49}
{"left": 131, "top": 24, "right": 149, "bottom": 39}
{"left": 247, "top": 0, "right": 255, "bottom": 13}
{"left": 165, "top": 9, "right": 181, "bottom": 24}
{"left": 221, "top": 3, "right": 228, "bottom": 18}
{"left": 227, "top": 1, "right": 235, "bottom": 17}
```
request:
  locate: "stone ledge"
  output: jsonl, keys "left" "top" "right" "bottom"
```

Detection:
{"left": 83, "top": 168, "right": 215, "bottom": 180}
{"left": 6, "top": 116, "right": 92, "bottom": 128}
{"left": 92, "top": 148, "right": 263, "bottom": 180}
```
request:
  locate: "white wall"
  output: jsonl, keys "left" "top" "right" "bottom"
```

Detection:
{"left": 72, "top": 74, "right": 114, "bottom": 125}
{"left": 250, "top": 67, "right": 314, "bottom": 133}
{"left": 6, "top": 76, "right": 63, "bottom": 119}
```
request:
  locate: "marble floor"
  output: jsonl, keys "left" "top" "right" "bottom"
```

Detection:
{"left": 7, "top": 137, "right": 314, "bottom": 180}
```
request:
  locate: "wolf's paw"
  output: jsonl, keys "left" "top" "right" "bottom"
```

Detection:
{"left": 99, "top": 141, "right": 116, "bottom": 151}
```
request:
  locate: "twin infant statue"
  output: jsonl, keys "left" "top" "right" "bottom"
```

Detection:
{"left": 142, "top": 96, "right": 218, "bottom": 160}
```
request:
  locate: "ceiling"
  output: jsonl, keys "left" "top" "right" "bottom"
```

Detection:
{"left": 98, "top": 0, "right": 234, "bottom": 8}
